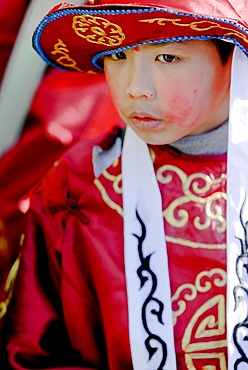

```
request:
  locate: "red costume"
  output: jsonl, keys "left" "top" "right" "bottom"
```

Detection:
{"left": 3, "top": 0, "right": 248, "bottom": 368}
{"left": 5, "top": 129, "right": 227, "bottom": 369}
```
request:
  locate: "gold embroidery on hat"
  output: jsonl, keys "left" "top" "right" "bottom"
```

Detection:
{"left": 140, "top": 18, "right": 248, "bottom": 45}
{"left": 72, "top": 15, "right": 125, "bottom": 46}
{"left": 51, "top": 39, "right": 83, "bottom": 72}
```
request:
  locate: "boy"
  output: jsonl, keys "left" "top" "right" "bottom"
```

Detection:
{"left": 3, "top": 0, "right": 248, "bottom": 369}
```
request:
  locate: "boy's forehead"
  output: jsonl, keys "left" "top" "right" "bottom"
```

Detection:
{"left": 133, "top": 40, "right": 211, "bottom": 51}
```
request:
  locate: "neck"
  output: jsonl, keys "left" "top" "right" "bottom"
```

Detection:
{"left": 168, "top": 121, "right": 228, "bottom": 155}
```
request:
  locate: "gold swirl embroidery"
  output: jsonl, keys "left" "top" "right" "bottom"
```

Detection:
{"left": 185, "top": 352, "right": 227, "bottom": 370}
{"left": 172, "top": 268, "right": 226, "bottom": 325}
{"left": 94, "top": 157, "right": 123, "bottom": 216}
{"left": 72, "top": 15, "right": 125, "bottom": 46}
{"left": 195, "top": 269, "right": 226, "bottom": 293}
{"left": 172, "top": 283, "right": 197, "bottom": 325}
{"left": 51, "top": 39, "right": 83, "bottom": 72}
{"left": 139, "top": 18, "right": 248, "bottom": 45}
{"left": 94, "top": 178, "right": 123, "bottom": 216}
{"left": 157, "top": 165, "right": 226, "bottom": 232}
{"left": 165, "top": 235, "right": 225, "bottom": 250}
{"left": 94, "top": 157, "right": 226, "bottom": 248}
{"left": 101, "top": 169, "right": 122, "bottom": 194}
{"left": 183, "top": 295, "right": 226, "bottom": 350}
{"left": 182, "top": 295, "right": 227, "bottom": 369}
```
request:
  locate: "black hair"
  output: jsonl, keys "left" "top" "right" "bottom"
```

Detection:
{"left": 212, "top": 39, "right": 235, "bottom": 64}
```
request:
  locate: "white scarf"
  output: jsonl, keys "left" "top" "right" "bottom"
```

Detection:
{"left": 122, "top": 46, "right": 248, "bottom": 369}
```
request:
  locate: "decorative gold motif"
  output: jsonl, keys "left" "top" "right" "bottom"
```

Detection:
{"left": 94, "top": 178, "right": 123, "bottom": 216}
{"left": 196, "top": 269, "right": 226, "bottom": 293}
{"left": 157, "top": 165, "right": 226, "bottom": 232}
{"left": 172, "top": 269, "right": 227, "bottom": 369}
{"left": 72, "top": 15, "right": 125, "bottom": 46}
{"left": 94, "top": 156, "right": 124, "bottom": 216}
{"left": 101, "top": 169, "right": 122, "bottom": 194}
{"left": 94, "top": 154, "right": 226, "bottom": 249}
{"left": 185, "top": 352, "right": 227, "bottom": 370}
{"left": 183, "top": 295, "right": 225, "bottom": 349}
{"left": 51, "top": 39, "right": 83, "bottom": 72}
{"left": 182, "top": 295, "right": 227, "bottom": 369}
{"left": 165, "top": 235, "right": 225, "bottom": 250}
{"left": 139, "top": 18, "right": 248, "bottom": 45}
{"left": 172, "top": 269, "right": 226, "bottom": 325}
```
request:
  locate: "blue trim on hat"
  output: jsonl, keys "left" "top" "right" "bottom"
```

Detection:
{"left": 92, "top": 35, "right": 247, "bottom": 71}
{"left": 32, "top": 6, "right": 248, "bottom": 71}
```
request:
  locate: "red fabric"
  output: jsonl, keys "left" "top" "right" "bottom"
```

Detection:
{"left": 0, "top": 68, "right": 123, "bottom": 313}
{"left": 97, "top": 0, "right": 247, "bottom": 23}
{"left": 5, "top": 132, "right": 227, "bottom": 369}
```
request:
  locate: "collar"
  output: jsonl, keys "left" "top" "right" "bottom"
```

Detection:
{"left": 169, "top": 120, "right": 228, "bottom": 155}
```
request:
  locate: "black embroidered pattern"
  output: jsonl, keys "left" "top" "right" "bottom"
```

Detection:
{"left": 233, "top": 195, "right": 248, "bottom": 369}
{"left": 133, "top": 209, "right": 167, "bottom": 370}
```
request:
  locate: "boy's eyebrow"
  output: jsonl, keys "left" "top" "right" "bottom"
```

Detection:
{"left": 142, "top": 40, "right": 197, "bottom": 51}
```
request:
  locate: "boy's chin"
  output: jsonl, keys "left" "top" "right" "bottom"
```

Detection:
{"left": 131, "top": 129, "right": 172, "bottom": 146}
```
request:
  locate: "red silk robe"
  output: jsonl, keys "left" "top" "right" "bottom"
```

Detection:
{"left": 0, "top": 1, "right": 123, "bottom": 322}
{"left": 4, "top": 129, "right": 227, "bottom": 369}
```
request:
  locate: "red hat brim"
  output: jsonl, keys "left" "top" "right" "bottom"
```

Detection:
{"left": 33, "top": 1, "right": 248, "bottom": 73}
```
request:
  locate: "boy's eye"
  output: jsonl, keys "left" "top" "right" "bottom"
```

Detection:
{"left": 156, "top": 54, "right": 178, "bottom": 63}
{"left": 110, "top": 51, "right": 127, "bottom": 60}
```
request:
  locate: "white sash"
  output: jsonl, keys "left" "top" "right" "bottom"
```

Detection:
{"left": 122, "top": 126, "right": 176, "bottom": 369}
{"left": 226, "top": 47, "right": 248, "bottom": 369}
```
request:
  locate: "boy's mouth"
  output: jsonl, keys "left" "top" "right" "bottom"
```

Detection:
{"left": 129, "top": 112, "right": 162, "bottom": 130}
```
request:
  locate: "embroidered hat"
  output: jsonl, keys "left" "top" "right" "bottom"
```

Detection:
{"left": 32, "top": 0, "right": 248, "bottom": 73}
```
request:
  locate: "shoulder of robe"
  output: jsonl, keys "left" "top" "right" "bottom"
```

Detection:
{"left": 30, "top": 127, "right": 123, "bottom": 215}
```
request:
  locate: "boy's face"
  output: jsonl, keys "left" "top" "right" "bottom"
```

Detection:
{"left": 104, "top": 40, "right": 232, "bottom": 145}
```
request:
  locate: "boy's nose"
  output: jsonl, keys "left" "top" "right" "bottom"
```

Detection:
{"left": 126, "top": 60, "right": 155, "bottom": 100}
{"left": 127, "top": 86, "right": 155, "bottom": 100}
